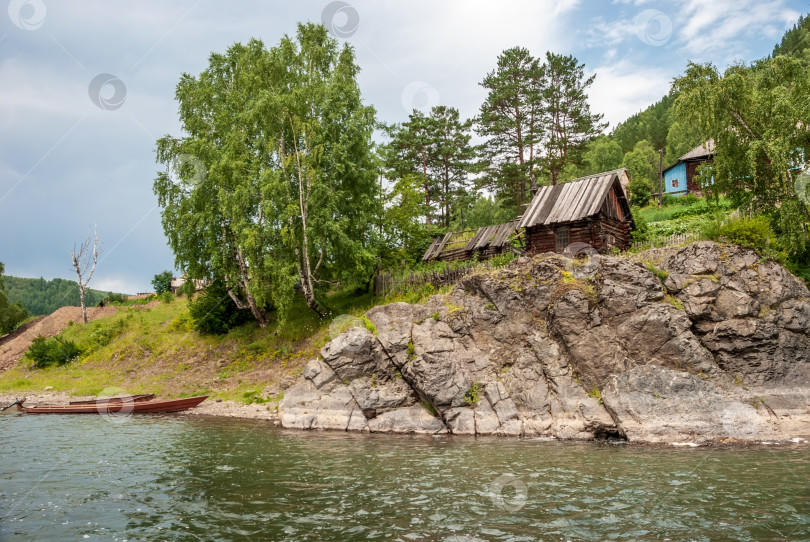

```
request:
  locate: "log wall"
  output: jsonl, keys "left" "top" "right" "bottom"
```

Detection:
{"left": 686, "top": 161, "right": 702, "bottom": 193}
{"left": 526, "top": 216, "right": 632, "bottom": 255}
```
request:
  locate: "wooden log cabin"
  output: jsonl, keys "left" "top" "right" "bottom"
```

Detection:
{"left": 517, "top": 170, "right": 635, "bottom": 254}
{"left": 422, "top": 220, "right": 519, "bottom": 262}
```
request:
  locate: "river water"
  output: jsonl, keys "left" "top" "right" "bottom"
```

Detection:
{"left": 1, "top": 413, "right": 808, "bottom": 541}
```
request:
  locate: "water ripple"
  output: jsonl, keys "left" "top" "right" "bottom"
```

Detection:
{"left": 1, "top": 414, "right": 809, "bottom": 541}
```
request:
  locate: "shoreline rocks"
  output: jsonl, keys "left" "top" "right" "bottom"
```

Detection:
{"left": 280, "top": 242, "right": 810, "bottom": 444}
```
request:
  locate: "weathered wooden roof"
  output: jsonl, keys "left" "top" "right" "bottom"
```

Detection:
{"left": 422, "top": 232, "right": 452, "bottom": 261}
{"left": 518, "top": 171, "right": 626, "bottom": 229}
{"left": 678, "top": 139, "right": 715, "bottom": 162}
{"left": 422, "top": 220, "right": 518, "bottom": 261}
{"left": 465, "top": 220, "right": 518, "bottom": 251}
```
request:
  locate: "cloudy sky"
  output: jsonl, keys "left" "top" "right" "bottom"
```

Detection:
{"left": 0, "top": 0, "right": 804, "bottom": 294}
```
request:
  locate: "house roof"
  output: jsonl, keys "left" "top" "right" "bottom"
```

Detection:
{"left": 663, "top": 140, "right": 715, "bottom": 174}
{"left": 421, "top": 220, "right": 518, "bottom": 261}
{"left": 517, "top": 170, "right": 628, "bottom": 229}
{"left": 466, "top": 220, "right": 518, "bottom": 251}
{"left": 678, "top": 139, "right": 715, "bottom": 161}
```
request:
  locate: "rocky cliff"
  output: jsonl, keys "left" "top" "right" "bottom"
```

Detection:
{"left": 280, "top": 242, "right": 810, "bottom": 444}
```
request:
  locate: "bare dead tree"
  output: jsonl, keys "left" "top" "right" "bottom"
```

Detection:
{"left": 71, "top": 225, "right": 102, "bottom": 324}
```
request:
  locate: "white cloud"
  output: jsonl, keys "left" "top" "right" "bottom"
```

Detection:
{"left": 93, "top": 276, "right": 142, "bottom": 295}
{"left": 583, "top": 17, "right": 637, "bottom": 47}
{"left": 554, "top": 0, "right": 582, "bottom": 16}
{"left": 588, "top": 59, "right": 673, "bottom": 130}
{"left": 351, "top": 0, "right": 580, "bottom": 121}
{"left": 675, "top": 0, "right": 800, "bottom": 59}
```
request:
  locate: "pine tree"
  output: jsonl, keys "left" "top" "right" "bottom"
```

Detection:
{"left": 540, "top": 52, "right": 607, "bottom": 185}
{"left": 477, "top": 47, "right": 544, "bottom": 213}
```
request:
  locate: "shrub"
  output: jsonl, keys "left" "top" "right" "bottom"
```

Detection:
{"left": 158, "top": 291, "right": 174, "bottom": 303}
{"left": 88, "top": 319, "right": 126, "bottom": 347}
{"left": 188, "top": 278, "right": 253, "bottom": 335}
{"left": 701, "top": 215, "right": 776, "bottom": 255}
{"left": 26, "top": 336, "right": 82, "bottom": 368}
{"left": 631, "top": 214, "right": 649, "bottom": 242}
{"left": 179, "top": 279, "right": 197, "bottom": 298}
{"left": 464, "top": 381, "right": 481, "bottom": 406}
{"left": 628, "top": 177, "right": 653, "bottom": 207}
{"left": 152, "top": 270, "right": 173, "bottom": 295}
{"left": 661, "top": 193, "right": 679, "bottom": 206}
{"left": 101, "top": 292, "right": 127, "bottom": 305}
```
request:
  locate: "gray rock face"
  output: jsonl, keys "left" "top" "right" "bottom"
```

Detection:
{"left": 280, "top": 242, "right": 810, "bottom": 443}
{"left": 659, "top": 242, "right": 810, "bottom": 386}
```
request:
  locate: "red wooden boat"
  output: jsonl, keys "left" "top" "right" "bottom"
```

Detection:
{"left": 11, "top": 395, "right": 207, "bottom": 414}
{"left": 68, "top": 394, "right": 156, "bottom": 405}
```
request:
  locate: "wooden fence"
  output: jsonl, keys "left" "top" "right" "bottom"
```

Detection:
{"left": 373, "top": 259, "right": 510, "bottom": 297}
{"left": 631, "top": 232, "right": 698, "bottom": 250}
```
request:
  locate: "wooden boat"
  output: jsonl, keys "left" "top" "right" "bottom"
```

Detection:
{"left": 11, "top": 395, "right": 207, "bottom": 415}
{"left": 68, "top": 393, "right": 156, "bottom": 405}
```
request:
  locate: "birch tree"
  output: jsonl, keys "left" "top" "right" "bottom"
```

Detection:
{"left": 154, "top": 25, "right": 378, "bottom": 322}
{"left": 70, "top": 225, "right": 101, "bottom": 324}
{"left": 673, "top": 57, "right": 810, "bottom": 256}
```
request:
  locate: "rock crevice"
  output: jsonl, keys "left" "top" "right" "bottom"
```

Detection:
{"left": 280, "top": 242, "right": 810, "bottom": 443}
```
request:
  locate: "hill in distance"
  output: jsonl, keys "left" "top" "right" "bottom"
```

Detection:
{"left": 2, "top": 275, "right": 128, "bottom": 316}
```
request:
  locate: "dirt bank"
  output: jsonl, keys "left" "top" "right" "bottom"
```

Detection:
{"left": 0, "top": 306, "right": 119, "bottom": 371}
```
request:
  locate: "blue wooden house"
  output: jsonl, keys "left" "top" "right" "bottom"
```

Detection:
{"left": 662, "top": 140, "right": 714, "bottom": 196}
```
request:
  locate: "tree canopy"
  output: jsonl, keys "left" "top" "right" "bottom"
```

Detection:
{"left": 476, "top": 47, "right": 604, "bottom": 211}
{"left": 152, "top": 271, "right": 173, "bottom": 295}
{"left": 382, "top": 106, "right": 476, "bottom": 228}
{"left": 673, "top": 55, "right": 810, "bottom": 255}
{"left": 0, "top": 263, "right": 28, "bottom": 334}
{"left": 477, "top": 46, "right": 544, "bottom": 211}
{"left": 154, "top": 24, "right": 379, "bottom": 323}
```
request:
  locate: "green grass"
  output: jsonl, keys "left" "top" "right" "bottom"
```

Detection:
{"left": 636, "top": 202, "right": 697, "bottom": 223}
{"left": 379, "top": 251, "right": 518, "bottom": 282}
{"left": 634, "top": 197, "right": 732, "bottom": 240}
{"left": 1, "top": 285, "right": 386, "bottom": 398}
{"left": 644, "top": 262, "right": 669, "bottom": 283}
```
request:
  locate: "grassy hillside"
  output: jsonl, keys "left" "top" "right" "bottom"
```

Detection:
{"left": 3, "top": 275, "right": 123, "bottom": 316}
{"left": 0, "top": 284, "right": 443, "bottom": 404}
